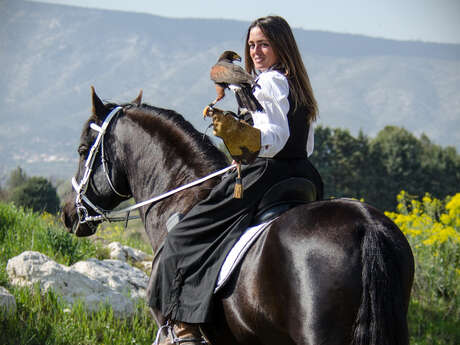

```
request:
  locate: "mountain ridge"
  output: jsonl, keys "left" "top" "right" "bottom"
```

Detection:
{"left": 1, "top": 0, "right": 459, "bottom": 180}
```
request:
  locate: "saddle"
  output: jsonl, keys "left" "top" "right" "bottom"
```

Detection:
{"left": 166, "top": 177, "right": 317, "bottom": 231}
{"left": 251, "top": 177, "right": 317, "bottom": 225}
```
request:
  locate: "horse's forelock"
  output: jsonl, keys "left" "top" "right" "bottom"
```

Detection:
{"left": 80, "top": 102, "right": 127, "bottom": 146}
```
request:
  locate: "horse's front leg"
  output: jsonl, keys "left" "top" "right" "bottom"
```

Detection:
{"left": 146, "top": 255, "right": 168, "bottom": 342}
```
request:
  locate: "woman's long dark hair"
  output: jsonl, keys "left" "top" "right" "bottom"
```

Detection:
{"left": 244, "top": 16, "right": 318, "bottom": 122}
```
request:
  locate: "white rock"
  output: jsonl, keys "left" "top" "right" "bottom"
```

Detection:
{"left": 107, "top": 242, "right": 153, "bottom": 263}
{"left": 6, "top": 251, "right": 149, "bottom": 317}
{"left": 0, "top": 286, "right": 17, "bottom": 315}
{"left": 72, "top": 259, "right": 147, "bottom": 299}
{"left": 140, "top": 260, "right": 153, "bottom": 272}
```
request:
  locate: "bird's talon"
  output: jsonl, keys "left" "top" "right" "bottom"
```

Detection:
{"left": 203, "top": 105, "right": 213, "bottom": 118}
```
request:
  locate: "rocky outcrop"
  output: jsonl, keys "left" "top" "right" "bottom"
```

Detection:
{"left": 0, "top": 286, "right": 17, "bottom": 315}
{"left": 107, "top": 241, "right": 153, "bottom": 272}
{"left": 6, "top": 250, "right": 150, "bottom": 317}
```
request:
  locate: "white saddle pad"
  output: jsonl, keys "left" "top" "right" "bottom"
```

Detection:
{"left": 214, "top": 218, "right": 276, "bottom": 293}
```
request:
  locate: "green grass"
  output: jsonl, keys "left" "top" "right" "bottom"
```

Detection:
{"left": 95, "top": 219, "right": 153, "bottom": 256}
{"left": 0, "top": 202, "right": 157, "bottom": 344}
{"left": 0, "top": 203, "right": 101, "bottom": 285}
{"left": 0, "top": 284, "right": 156, "bottom": 345}
{"left": 406, "top": 238, "right": 460, "bottom": 344}
{"left": 409, "top": 298, "right": 459, "bottom": 345}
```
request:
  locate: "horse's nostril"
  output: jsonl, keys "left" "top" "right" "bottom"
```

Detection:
{"left": 62, "top": 212, "right": 69, "bottom": 228}
{"left": 61, "top": 205, "right": 73, "bottom": 230}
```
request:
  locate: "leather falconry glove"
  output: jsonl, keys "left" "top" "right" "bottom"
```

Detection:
{"left": 206, "top": 107, "right": 261, "bottom": 164}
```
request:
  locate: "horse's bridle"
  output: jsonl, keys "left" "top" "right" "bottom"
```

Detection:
{"left": 70, "top": 105, "right": 237, "bottom": 234}
{"left": 71, "top": 106, "right": 131, "bottom": 230}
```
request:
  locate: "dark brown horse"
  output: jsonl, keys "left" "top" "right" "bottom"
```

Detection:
{"left": 62, "top": 89, "right": 414, "bottom": 345}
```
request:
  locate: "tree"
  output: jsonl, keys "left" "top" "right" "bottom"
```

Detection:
{"left": 369, "top": 126, "right": 424, "bottom": 210}
{"left": 9, "top": 177, "right": 60, "bottom": 214}
{"left": 0, "top": 184, "right": 6, "bottom": 201}
{"left": 310, "top": 126, "right": 371, "bottom": 201}
{"left": 310, "top": 125, "right": 460, "bottom": 211}
{"left": 7, "top": 166, "right": 28, "bottom": 189}
{"left": 419, "top": 134, "right": 460, "bottom": 200}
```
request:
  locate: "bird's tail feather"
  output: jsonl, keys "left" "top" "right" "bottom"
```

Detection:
{"left": 235, "top": 86, "right": 264, "bottom": 113}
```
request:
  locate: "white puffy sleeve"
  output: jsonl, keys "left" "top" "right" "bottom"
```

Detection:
{"left": 252, "top": 71, "right": 290, "bottom": 157}
{"left": 307, "top": 123, "right": 314, "bottom": 157}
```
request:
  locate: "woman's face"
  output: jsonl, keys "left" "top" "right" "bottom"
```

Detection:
{"left": 248, "top": 26, "right": 279, "bottom": 72}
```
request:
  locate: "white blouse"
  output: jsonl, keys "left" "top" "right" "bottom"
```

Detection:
{"left": 252, "top": 70, "right": 315, "bottom": 158}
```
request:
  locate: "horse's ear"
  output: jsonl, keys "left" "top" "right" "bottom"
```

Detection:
{"left": 91, "top": 86, "right": 107, "bottom": 121}
{"left": 132, "top": 89, "right": 143, "bottom": 106}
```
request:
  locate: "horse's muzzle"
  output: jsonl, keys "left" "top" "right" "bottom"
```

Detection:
{"left": 61, "top": 202, "right": 99, "bottom": 237}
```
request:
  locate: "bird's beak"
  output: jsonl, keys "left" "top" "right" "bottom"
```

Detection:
{"left": 234, "top": 54, "right": 242, "bottom": 62}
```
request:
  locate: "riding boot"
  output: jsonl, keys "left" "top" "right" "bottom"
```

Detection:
{"left": 154, "top": 321, "right": 209, "bottom": 345}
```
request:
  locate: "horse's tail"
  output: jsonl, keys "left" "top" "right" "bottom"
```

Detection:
{"left": 351, "top": 209, "right": 413, "bottom": 345}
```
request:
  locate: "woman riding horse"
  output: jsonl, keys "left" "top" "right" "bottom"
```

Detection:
{"left": 150, "top": 16, "right": 323, "bottom": 344}
{"left": 62, "top": 16, "right": 414, "bottom": 345}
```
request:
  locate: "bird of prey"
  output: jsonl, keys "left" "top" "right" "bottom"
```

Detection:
{"left": 205, "top": 50, "right": 263, "bottom": 116}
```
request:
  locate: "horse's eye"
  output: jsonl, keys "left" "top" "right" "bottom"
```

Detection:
{"left": 78, "top": 145, "right": 88, "bottom": 156}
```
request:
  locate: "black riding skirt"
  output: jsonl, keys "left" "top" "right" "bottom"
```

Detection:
{"left": 149, "top": 157, "right": 323, "bottom": 323}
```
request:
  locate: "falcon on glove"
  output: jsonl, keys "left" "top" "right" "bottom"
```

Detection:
{"left": 204, "top": 51, "right": 263, "bottom": 117}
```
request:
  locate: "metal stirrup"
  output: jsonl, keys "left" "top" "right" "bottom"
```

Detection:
{"left": 169, "top": 323, "right": 208, "bottom": 345}
{"left": 153, "top": 321, "right": 171, "bottom": 345}
{"left": 152, "top": 321, "right": 209, "bottom": 345}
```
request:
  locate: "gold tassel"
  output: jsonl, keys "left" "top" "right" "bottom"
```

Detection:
{"left": 234, "top": 162, "right": 243, "bottom": 199}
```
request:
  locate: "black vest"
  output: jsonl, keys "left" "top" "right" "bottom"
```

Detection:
{"left": 274, "top": 93, "right": 310, "bottom": 160}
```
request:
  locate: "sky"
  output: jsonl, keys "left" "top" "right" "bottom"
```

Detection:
{"left": 29, "top": 0, "right": 460, "bottom": 44}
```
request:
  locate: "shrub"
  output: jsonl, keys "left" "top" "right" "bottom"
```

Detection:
{"left": 385, "top": 192, "right": 460, "bottom": 344}
{"left": 9, "top": 177, "right": 60, "bottom": 214}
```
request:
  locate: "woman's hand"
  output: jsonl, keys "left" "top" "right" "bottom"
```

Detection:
{"left": 209, "top": 108, "right": 261, "bottom": 164}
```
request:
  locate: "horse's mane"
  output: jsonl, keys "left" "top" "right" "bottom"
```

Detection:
{"left": 105, "top": 102, "right": 228, "bottom": 175}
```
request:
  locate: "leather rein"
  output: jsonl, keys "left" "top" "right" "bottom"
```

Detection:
{"left": 71, "top": 106, "right": 236, "bottom": 231}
